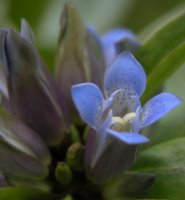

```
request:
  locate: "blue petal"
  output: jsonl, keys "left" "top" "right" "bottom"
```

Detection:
{"left": 99, "top": 110, "right": 112, "bottom": 132}
{"left": 71, "top": 83, "right": 103, "bottom": 128}
{"left": 104, "top": 52, "right": 146, "bottom": 98}
{"left": 102, "top": 28, "right": 137, "bottom": 45}
{"left": 141, "top": 93, "right": 182, "bottom": 127}
{"left": 101, "top": 28, "right": 140, "bottom": 65}
{"left": 108, "top": 129, "right": 149, "bottom": 144}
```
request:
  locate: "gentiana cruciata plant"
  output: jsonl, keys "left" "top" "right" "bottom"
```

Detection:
{"left": 0, "top": 2, "right": 182, "bottom": 199}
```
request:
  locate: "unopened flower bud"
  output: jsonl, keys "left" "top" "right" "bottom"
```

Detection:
{"left": 56, "top": 2, "right": 90, "bottom": 122}
{"left": 55, "top": 162, "right": 73, "bottom": 186}
{"left": 0, "top": 104, "right": 51, "bottom": 180}
{"left": 66, "top": 143, "right": 84, "bottom": 172}
{"left": 0, "top": 21, "right": 67, "bottom": 146}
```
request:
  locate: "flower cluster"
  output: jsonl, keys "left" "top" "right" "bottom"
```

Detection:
{"left": 0, "top": 2, "right": 142, "bottom": 187}
{"left": 0, "top": 2, "right": 182, "bottom": 197}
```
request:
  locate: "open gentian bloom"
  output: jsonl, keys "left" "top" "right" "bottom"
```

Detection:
{"left": 72, "top": 51, "right": 182, "bottom": 183}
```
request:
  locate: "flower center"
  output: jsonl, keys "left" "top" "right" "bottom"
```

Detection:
{"left": 111, "top": 112, "right": 136, "bottom": 132}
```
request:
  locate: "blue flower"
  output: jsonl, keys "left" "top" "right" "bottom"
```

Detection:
{"left": 71, "top": 51, "right": 182, "bottom": 183}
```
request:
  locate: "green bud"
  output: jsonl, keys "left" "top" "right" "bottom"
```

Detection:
{"left": 66, "top": 143, "right": 84, "bottom": 172}
{"left": 62, "top": 195, "right": 74, "bottom": 200}
{"left": 55, "top": 162, "right": 73, "bottom": 186}
{"left": 70, "top": 124, "right": 81, "bottom": 143}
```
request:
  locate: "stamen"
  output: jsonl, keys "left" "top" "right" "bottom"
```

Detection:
{"left": 122, "top": 112, "right": 136, "bottom": 125}
{"left": 111, "top": 112, "right": 136, "bottom": 132}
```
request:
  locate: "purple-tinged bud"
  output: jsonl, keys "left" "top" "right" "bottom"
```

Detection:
{"left": 0, "top": 105, "right": 51, "bottom": 165}
{"left": 0, "top": 142, "right": 48, "bottom": 180}
{"left": 0, "top": 23, "right": 66, "bottom": 146}
{"left": 0, "top": 104, "right": 51, "bottom": 179}
{"left": 56, "top": 3, "right": 108, "bottom": 122}
{"left": 0, "top": 108, "right": 51, "bottom": 179}
{"left": 56, "top": 3, "right": 91, "bottom": 122}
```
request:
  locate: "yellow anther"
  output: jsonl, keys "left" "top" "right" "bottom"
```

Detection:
{"left": 111, "top": 112, "right": 136, "bottom": 132}
{"left": 112, "top": 116, "right": 123, "bottom": 124}
{"left": 122, "top": 112, "right": 136, "bottom": 126}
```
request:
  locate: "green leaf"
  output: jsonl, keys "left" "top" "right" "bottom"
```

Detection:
{"left": 0, "top": 187, "right": 48, "bottom": 200}
{"left": 142, "top": 42, "right": 185, "bottom": 102}
{"left": 137, "top": 13, "right": 185, "bottom": 74}
{"left": 133, "top": 137, "right": 185, "bottom": 199}
{"left": 124, "top": 0, "right": 185, "bottom": 33}
{"left": 136, "top": 13, "right": 185, "bottom": 102}
{"left": 144, "top": 112, "right": 185, "bottom": 148}
{"left": 103, "top": 171, "right": 156, "bottom": 200}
